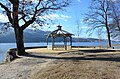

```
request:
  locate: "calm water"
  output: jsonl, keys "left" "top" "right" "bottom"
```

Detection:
{"left": 0, "top": 43, "right": 47, "bottom": 63}
{"left": 0, "top": 42, "right": 120, "bottom": 63}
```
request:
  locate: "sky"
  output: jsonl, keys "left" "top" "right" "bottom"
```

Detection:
{"left": 40, "top": 0, "right": 107, "bottom": 39}
{"left": 0, "top": 0, "right": 107, "bottom": 39}
{"left": 41, "top": 0, "right": 90, "bottom": 35}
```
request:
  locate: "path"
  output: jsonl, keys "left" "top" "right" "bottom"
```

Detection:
{"left": 0, "top": 53, "right": 57, "bottom": 79}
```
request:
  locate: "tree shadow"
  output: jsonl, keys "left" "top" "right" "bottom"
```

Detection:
{"left": 77, "top": 49, "right": 118, "bottom": 53}
{"left": 58, "top": 49, "right": 119, "bottom": 55}
{"left": 24, "top": 53, "right": 120, "bottom": 62}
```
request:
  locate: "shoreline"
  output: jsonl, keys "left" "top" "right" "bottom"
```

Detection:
{"left": 2, "top": 46, "right": 120, "bottom": 64}
{"left": 0, "top": 42, "right": 120, "bottom": 63}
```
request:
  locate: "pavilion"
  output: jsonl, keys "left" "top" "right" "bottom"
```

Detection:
{"left": 46, "top": 25, "right": 73, "bottom": 50}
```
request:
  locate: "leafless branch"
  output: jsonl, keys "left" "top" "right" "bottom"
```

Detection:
{"left": 0, "top": 2, "right": 13, "bottom": 24}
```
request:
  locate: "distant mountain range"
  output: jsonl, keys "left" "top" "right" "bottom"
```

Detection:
{"left": 0, "top": 29, "right": 105, "bottom": 43}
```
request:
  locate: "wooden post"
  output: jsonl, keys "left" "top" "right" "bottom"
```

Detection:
{"left": 70, "top": 36, "right": 72, "bottom": 49}
{"left": 47, "top": 36, "right": 49, "bottom": 45}
{"left": 64, "top": 37, "right": 67, "bottom": 50}
{"left": 66, "top": 37, "right": 67, "bottom": 50}
{"left": 52, "top": 37, "right": 55, "bottom": 50}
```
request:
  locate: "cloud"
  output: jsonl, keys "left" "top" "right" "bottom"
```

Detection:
{"left": 30, "top": 0, "right": 48, "bottom": 1}
{"left": 40, "top": 24, "right": 58, "bottom": 28}
{"left": 78, "top": 0, "right": 81, "bottom": 2}
{"left": 37, "top": 24, "right": 60, "bottom": 31}
{"left": 75, "top": 25, "right": 91, "bottom": 30}
{"left": 39, "top": 14, "right": 71, "bottom": 22}
{"left": 0, "top": 13, "right": 9, "bottom": 22}
{"left": 108, "top": 0, "right": 116, "bottom": 1}
{"left": 76, "top": 25, "right": 91, "bottom": 29}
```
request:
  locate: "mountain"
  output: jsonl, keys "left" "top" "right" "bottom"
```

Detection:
{"left": 72, "top": 37, "right": 106, "bottom": 42}
{"left": 24, "top": 29, "right": 49, "bottom": 42}
{"left": 0, "top": 29, "right": 49, "bottom": 43}
{"left": 0, "top": 30, "right": 16, "bottom": 43}
{"left": 0, "top": 29, "right": 102, "bottom": 43}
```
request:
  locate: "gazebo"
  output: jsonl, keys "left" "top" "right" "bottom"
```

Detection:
{"left": 47, "top": 25, "right": 73, "bottom": 50}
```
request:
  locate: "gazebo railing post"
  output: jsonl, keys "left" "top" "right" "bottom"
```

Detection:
{"left": 70, "top": 36, "right": 72, "bottom": 49}
{"left": 47, "top": 36, "right": 49, "bottom": 45}
{"left": 64, "top": 37, "right": 67, "bottom": 50}
{"left": 66, "top": 37, "right": 67, "bottom": 50}
{"left": 52, "top": 37, "right": 55, "bottom": 50}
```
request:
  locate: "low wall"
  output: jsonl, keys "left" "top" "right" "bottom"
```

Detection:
{"left": 3, "top": 46, "right": 116, "bottom": 63}
{"left": 47, "top": 45, "right": 71, "bottom": 50}
{"left": 4, "top": 46, "right": 47, "bottom": 63}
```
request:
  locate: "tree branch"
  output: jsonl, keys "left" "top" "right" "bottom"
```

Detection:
{"left": 21, "top": 0, "right": 42, "bottom": 30}
{"left": 18, "top": 13, "right": 27, "bottom": 22}
{"left": 21, "top": 17, "right": 36, "bottom": 30}
{"left": 0, "top": 2, "right": 13, "bottom": 24}
{"left": 9, "top": 0, "right": 14, "bottom": 4}
{"left": 34, "top": 0, "right": 42, "bottom": 17}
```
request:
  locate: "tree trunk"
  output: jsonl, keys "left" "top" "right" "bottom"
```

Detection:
{"left": 14, "top": 28, "right": 25, "bottom": 55}
{"left": 106, "top": 27, "right": 112, "bottom": 48}
{"left": 12, "top": 0, "right": 25, "bottom": 55}
{"left": 107, "top": 30, "right": 112, "bottom": 47}
{"left": 105, "top": 14, "right": 112, "bottom": 48}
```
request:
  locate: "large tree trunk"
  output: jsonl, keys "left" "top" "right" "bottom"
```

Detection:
{"left": 106, "top": 27, "right": 112, "bottom": 48}
{"left": 14, "top": 28, "right": 25, "bottom": 55}
{"left": 105, "top": 14, "right": 112, "bottom": 48}
{"left": 12, "top": 0, "right": 25, "bottom": 55}
{"left": 105, "top": 17, "right": 111, "bottom": 47}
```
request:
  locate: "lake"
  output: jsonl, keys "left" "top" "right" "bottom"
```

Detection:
{"left": 0, "top": 42, "right": 120, "bottom": 63}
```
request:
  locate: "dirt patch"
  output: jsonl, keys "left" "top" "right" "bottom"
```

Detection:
{"left": 30, "top": 60, "right": 120, "bottom": 79}
{"left": 30, "top": 52, "right": 120, "bottom": 79}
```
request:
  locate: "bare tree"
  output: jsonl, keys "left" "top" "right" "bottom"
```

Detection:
{"left": 110, "top": 0, "right": 120, "bottom": 31}
{"left": 75, "top": 18, "right": 82, "bottom": 48}
{"left": 109, "top": 0, "right": 120, "bottom": 39}
{"left": 0, "top": 0, "right": 70, "bottom": 55}
{"left": 96, "top": 28, "right": 104, "bottom": 47}
{"left": 84, "top": 0, "right": 112, "bottom": 47}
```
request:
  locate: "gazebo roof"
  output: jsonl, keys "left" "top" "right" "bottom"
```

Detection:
{"left": 47, "top": 25, "right": 73, "bottom": 37}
